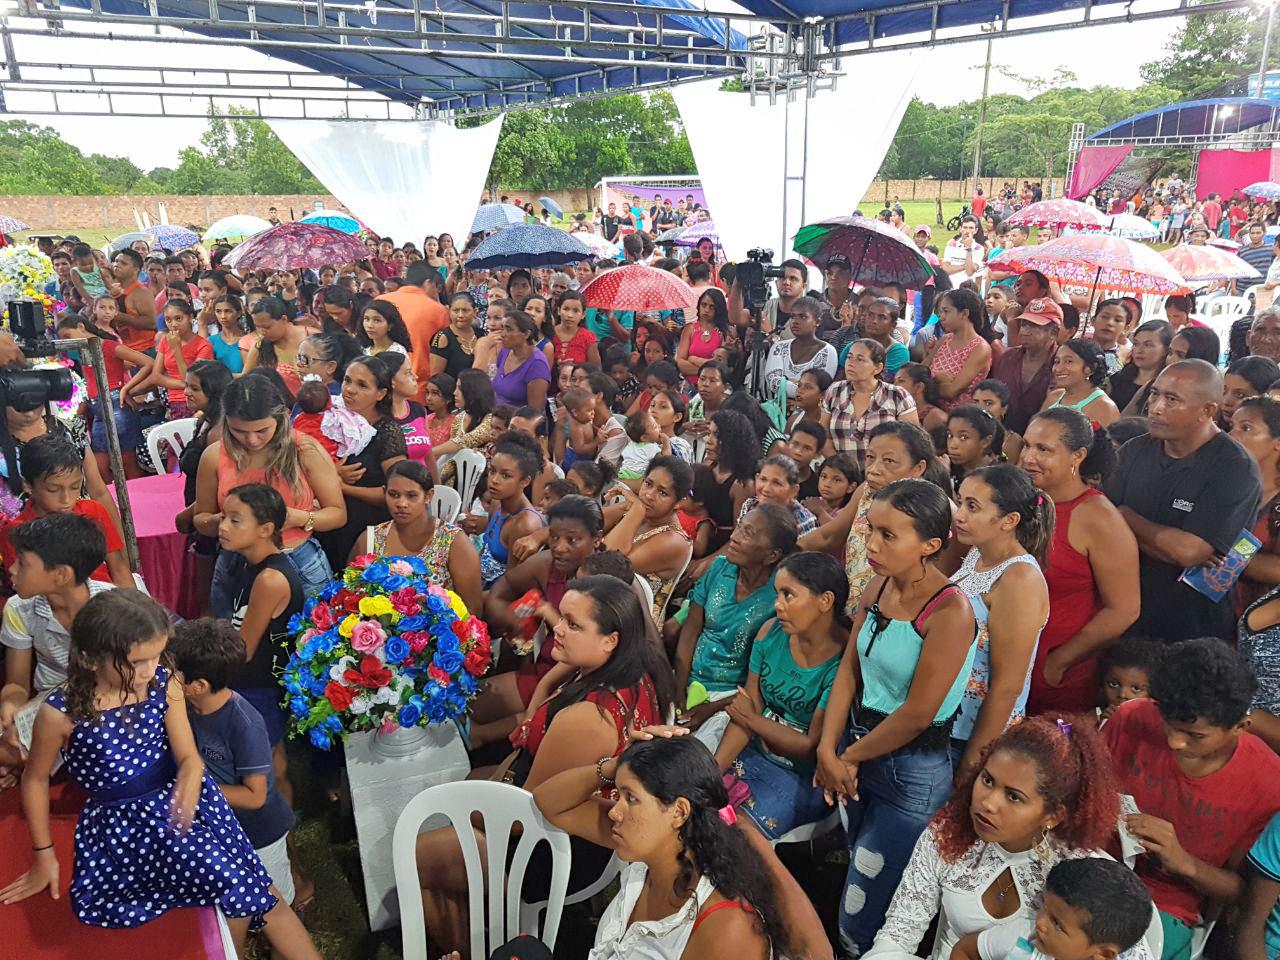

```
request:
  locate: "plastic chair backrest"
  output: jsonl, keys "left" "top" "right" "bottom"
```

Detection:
{"left": 452, "top": 449, "right": 487, "bottom": 509}
{"left": 1204, "top": 295, "right": 1250, "bottom": 320}
{"left": 146, "top": 417, "right": 198, "bottom": 474}
{"left": 654, "top": 546, "right": 694, "bottom": 623}
{"left": 690, "top": 434, "right": 707, "bottom": 464}
{"left": 391, "top": 780, "right": 572, "bottom": 960}
{"left": 520, "top": 853, "right": 622, "bottom": 938}
{"left": 633, "top": 573, "right": 655, "bottom": 613}
{"left": 430, "top": 486, "right": 462, "bottom": 523}
{"left": 550, "top": 462, "right": 565, "bottom": 480}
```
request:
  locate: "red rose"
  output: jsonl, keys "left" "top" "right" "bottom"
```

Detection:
{"left": 311, "top": 603, "right": 334, "bottom": 631}
{"left": 324, "top": 681, "right": 354, "bottom": 711}
{"left": 350, "top": 554, "right": 376, "bottom": 569}
{"left": 428, "top": 663, "right": 451, "bottom": 686}
{"left": 343, "top": 656, "right": 393, "bottom": 689}
{"left": 464, "top": 649, "right": 491, "bottom": 676}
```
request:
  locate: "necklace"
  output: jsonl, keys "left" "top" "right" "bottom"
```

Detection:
{"left": 993, "top": 872, "right": 1016, "bottom": 903}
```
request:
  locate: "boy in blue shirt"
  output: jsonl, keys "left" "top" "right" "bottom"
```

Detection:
{"left": 171, "top": 618, "right": 302, "bottom": 905}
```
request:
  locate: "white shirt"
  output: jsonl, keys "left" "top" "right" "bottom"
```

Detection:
{"left": 944, "top": 239, "right": 985, "bottom": 284}
{"left": 590, "top": 862, "right": 717, "bottom": 960}
{"left": 763, "top": 338, "right": 838, "bottom": 399}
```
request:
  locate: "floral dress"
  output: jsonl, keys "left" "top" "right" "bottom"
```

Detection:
{"left": 635, "top": 522, "right": 691, "bottom": 622}
{"left": 46, "top": 668, "right": 276, "bottom": 928}
{"left": 370, "top": 518, "right": 463, "bottom": 595}
{"left": 845, "top": 494, "right": 875, "bottom": 617}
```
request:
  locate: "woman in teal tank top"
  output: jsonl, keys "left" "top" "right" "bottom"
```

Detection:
{"left": 1041, "top": 339, "right": 1119, "bottom": 427}
{"left": 814, "top": 479, "right": 978, "bottom": 958}
{"left": 713, "top": 552, "right": 846, "bottom": 841}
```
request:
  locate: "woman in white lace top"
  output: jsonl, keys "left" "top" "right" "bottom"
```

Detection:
{"left": 865, "top": 716, "right": 1131, "bottom": 960}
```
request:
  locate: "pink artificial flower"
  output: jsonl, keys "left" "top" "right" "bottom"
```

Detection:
{"left": 388, "top": 559, "right": 414, "bottom": 577}
{"left": 297, "top": 628, "right": 318, "bottom": 648}
{"left": 405, "top": 630, "right": 430, "bottom": 654}
{"left": 311, "top": 602, "right": 334, "bottom": 631}
{"left": 427, "top": 584, "right": 448, "bottom": 600}
{"left": 350, "top": 619, "right": 387, "bottom": 654}
{"left": 380, "top": 715, "right": 397, "bottom": 734}
{"left": 391, "top": 587, "right": 421, "bottom": 616}
{"left": 350, "top": 554, "right": 377, "bottom": 570}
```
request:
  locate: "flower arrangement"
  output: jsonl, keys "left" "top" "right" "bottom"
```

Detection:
{"left": 32, "top": 356, "right": 88, "bottom": 426}
{"left": 0, "top": 245, "right": 54, "bottom": 313}
{"left": 281, "top": 554, "right": 492, "bottom": 749}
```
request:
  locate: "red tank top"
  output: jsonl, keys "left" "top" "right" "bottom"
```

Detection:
{"left": 523, "top": 675, "right": 659, "bottom": 757}
{"left": 1028, "top": 489, "right": 1103, "bottom": 713}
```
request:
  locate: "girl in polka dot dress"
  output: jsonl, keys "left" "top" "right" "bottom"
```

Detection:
{"left": 0, "top": 590, "right": 318, "bottom": 958}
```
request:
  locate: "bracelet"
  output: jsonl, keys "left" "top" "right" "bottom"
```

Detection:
{"left": 595, "top": 756, "right": 615, "bottom": 787}
{"left": 32, "top": 843, "right": 54, "bottom": 852}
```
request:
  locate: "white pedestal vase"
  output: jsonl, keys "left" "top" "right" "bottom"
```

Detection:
{"left": 344, "top": 720, "right": 471, "bottom": 931}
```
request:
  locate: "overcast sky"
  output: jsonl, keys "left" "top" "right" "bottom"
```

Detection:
{"left": 4, "top": 2, "right": 1191, "bottom": 170}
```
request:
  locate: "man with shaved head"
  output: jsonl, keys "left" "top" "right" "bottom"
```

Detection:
{"left": 1104, "top": 359, "right": 1262, "bottom": 641}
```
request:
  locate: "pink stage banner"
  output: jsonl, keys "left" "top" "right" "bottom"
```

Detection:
{"left": 1197, "top": 149, "right": 1280, "bottom": 199}
{"left": 1068, "top": 145, "right": 1133, "bottom": 199}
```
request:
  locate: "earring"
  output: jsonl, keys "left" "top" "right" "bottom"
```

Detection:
{"left": 1032, "top": 827, "right": 1053, "bottom": 860}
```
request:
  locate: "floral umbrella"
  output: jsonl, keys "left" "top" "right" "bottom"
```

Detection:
{"left": 673, "top": 220, "right": 720, "bottom": 248}
{"left": 463, "top": 224, "right": 594, "bottom": 271}
{"left": 793, "top": 215, "right": 935, "bottom": 288}
{"left": 0, "top": 215, "right": 30, "bottom": 234}
{"left": 300, "top": 209, "right": 362, "bottom": 235}
{"left": 579, "top": 263, "right": 698, "bottom": 311}
{"left": 1162, "top": 244, "right": 1261, "bottom": 282}
{"left": 986, "top": 234, "right": 1192, "bottom": 295}
{"left": 471, "top": 203, "right": 527, "bottom": 234}
{"left": 1245, "top": 182, "right": 1280, "bottom": 201}
{"left": 575, "top": 232, "right": 621, "bottom": 258}
{"left": 145, "top": 224, "right": 201, "bottom": 252}
{"left": 224, "top": 222, "right": 370, "bottom": 272}
{"left": 204, "top": 214, "right": 273, "bottom": 245}
{"left": 1005, "top": 198, "right": 1109, "bottom": 231}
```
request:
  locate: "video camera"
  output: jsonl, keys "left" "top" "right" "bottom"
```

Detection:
{"left": 736, "top": 248, "right": 785, "bottom": 316}
{"left": 3, "top": 300, "right": 75, "bottom": 405}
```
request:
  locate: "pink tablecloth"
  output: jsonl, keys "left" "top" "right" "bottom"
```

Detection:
{"left": 109, "top": 472, "right": 200, "bottom": 619}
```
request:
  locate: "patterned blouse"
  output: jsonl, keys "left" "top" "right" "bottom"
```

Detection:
{"left": 369, "top": 519, "right": 464, "bottom": 596}
{"left": 929, "top": 333, "right": 991, "bottom": 411}
{"left": 822, "top": 379, "right": 917, "bottom": 467}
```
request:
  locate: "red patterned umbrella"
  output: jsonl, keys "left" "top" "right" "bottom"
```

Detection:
{"left": 224, "top": 222, "right": 370, "bottom": 272}
{"left": 1162, "top": 244, "right": 1261, "bottom": 282}
{"left": 1005, "top": 199, "right": 1109, "bottom": 231}
{"left": 986, "top": 234, "right": 1192, "bottom": 296}
{"left": 579, "top": 264, "right": 698, "bottom": 311}
{"left": 793, "top": 215, "right": 935, "bottom": 288}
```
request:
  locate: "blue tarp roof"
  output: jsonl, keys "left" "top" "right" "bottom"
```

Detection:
{"left": 60, "top": 0, "right": 748, "bottom": 110}
{"left": 1088, "top": 97, "right": 1280, "bottom": 141}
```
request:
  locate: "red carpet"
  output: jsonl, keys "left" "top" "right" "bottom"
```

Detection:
{"left": 0, "top": 780, "right": 228, "bottom": 959}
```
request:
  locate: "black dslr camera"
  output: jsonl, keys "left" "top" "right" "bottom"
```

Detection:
{"left": 735, "top": 248, "right": 785, "bottom": 316}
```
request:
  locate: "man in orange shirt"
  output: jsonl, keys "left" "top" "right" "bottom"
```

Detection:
{"left": 110, "top": 249, "right": 159, "bottom": 356}
{"left": 377, "top": 260, "right": 448, "bottom": 402}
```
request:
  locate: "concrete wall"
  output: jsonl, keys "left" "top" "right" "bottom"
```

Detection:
{"left": 863, "top": 177, "right": 1067, "bottom": 205}
{"left": 0, "top": 194, "right": 340, "bottom": 232}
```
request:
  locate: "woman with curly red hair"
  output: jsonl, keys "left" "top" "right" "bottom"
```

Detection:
{"left": 862, "top": 715, "right": 1124, "bottom": 960}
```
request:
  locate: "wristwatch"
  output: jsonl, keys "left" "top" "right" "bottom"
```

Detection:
{"left": 303, "top": 511, "right": 316, "bottom": 532}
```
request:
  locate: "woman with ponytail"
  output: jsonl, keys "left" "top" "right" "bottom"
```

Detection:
{"left": 864, "top": 717, "right": 1124, "bottom": 960}
{"left": 949, "top": 464, "right": 1053, "bottom": 780}
{"left": 1021, "top": 409, "right": 1140, "bottom": 714}
{"left": 534, "top": 734, "right": 792, "bottom": 960}
{"left": 1041, "top": 339, "right": 1120, "bottom": 427}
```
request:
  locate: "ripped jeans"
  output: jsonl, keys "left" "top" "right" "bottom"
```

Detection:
{"left": 838, "top": 738, "right": 954, "bottom": 958}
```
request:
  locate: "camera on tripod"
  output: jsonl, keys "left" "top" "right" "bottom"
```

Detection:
{"left": 736, "top": 248, "right": 785, "bottom": 315}
{"left": 3, "top": 300, "right": 75, "bottom": 407}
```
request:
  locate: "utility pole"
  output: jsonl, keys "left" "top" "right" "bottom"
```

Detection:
{"left": 1260, "top": 0, "right": 1277, "bottom": 99}
{"left": 972, "top": 24, "right": 996, "bottom": 184}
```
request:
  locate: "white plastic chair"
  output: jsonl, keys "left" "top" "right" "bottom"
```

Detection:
{"left": 772, "top": 808, "right": 842, "bottom": 847}
{"left": 452, "top": 448, "right": 487, "bottom": 511}
{"left": 1141, "top": 294, "right": 1167, "bottom": 322}
{"left": 550, "top": 462, "right": 565, "bottom": 480}
{"left": 1203, "top": 295, "right": 1250, "bottom": 323}
{"left": 689, "top": 434, "right": 707, "bottom": 464}
{"left": 1244, "top": 282, "right": 1264, "bottom": 306}
{"left": 520, "top": 853, "right": 621, "bottom": 939}
{"left": 654, "top": 546, "right": 694, "bottom": 624}
{"left": 145, "top": 416, "right": 197, "bottom": 474}
{"left": 633, "top": 573, "right": 655, "bottom": 614}
{"left": 392, "top": 780, "right": 572, "bottom": 960}
{"left": 429, "top": 486, "right": 462, "bottom": 523}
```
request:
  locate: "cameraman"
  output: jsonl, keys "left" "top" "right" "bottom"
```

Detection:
{"left": 728, "top": 257, "right": 807, "bottom": 338}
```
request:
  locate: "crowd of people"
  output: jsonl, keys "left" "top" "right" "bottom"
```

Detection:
{"left": 4, "top": 189, "right": 1280, "bottom": 960}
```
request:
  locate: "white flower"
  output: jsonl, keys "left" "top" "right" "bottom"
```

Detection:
{"left": 349, "top": 694, "right": 373, "bottom": 715}
{"left": 372, "top": 684, "right": 400, "bottom": 705}
{"left": 329, "top": 656, "right": 356, "bottom": 682}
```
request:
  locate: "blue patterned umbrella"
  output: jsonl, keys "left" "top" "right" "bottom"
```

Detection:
{"left": 300, "top": 209, "right": 362, "bottom": 235}
{"left": 145, "top": 224, "right": 201, "bottom": 251}
{"left": 464, "top": 224, "right": 594, "bottom": 271}
{"left": 1246, "top": 182, "right": 1280, "bottom": 201}
{"left": 538, "top": 196, "right": 564, "bottom": 219}
{"left": 471, "top": 203, "right": 527, "bottom": 234}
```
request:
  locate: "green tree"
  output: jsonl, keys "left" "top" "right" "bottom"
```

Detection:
{"left": 485, "top": 110, "right": 565, "bottom": 191}
{"left": 1140, "top": 5, "right": 1266, "bottom": 99}
{"left": 86, "top": 154, "right": 145, "bottom": 192}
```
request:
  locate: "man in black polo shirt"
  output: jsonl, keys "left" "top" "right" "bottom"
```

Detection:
{"left": 1104, "top": 360, "right": 1261, "bottom": 642}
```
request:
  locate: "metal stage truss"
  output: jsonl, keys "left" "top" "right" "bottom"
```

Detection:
{"left": 0, "top": 0, "right": 1267, "bottom": 118}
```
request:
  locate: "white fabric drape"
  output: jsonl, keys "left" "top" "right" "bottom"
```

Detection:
{"left": 673, "top": 53, "right": 919, "bottom": 262}
{"left": 267, "top": 116, "right": 505, "bottom": 243}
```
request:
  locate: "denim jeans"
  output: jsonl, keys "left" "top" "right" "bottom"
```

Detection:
{"left": 210, "top": 535, "right": 333, "bottom": 619}
{"left": 732, "top": 747, "right": 831, "bottom": 841}
{"left": 839, "top": 740, "right": 955, "bottom": 958}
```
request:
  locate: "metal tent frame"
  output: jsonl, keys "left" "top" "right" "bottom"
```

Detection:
{"left": 0, "top": 0, "right": 1265, "bottom": 119}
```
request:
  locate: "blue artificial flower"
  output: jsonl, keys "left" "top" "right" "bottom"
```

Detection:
{"left": 406, "top": 557, "right": 429, "bottom": 576}
{"left": 297, "top": 641, "right": 317, "bottom": 662}
{"left": 290, "top": 695, "right": 310, "bottom": 718}
{"left": 384, "top": 636, "right": 410, "bottom": 665}
{"left": 458, "top": 671, "right": 478, "bottom": 695}
{"left": 323, "top": 714, "right": 344, "bottom": 733}
{"left": 398, "top": 701, "right": 423, "bottom": 727}
{"left": 424, "top": 692, "right": 449, "bottom": 723}
{"left": 287, "top": 612, "right": 306, "bottom": 634}
{"left": 303, "top": 597, "right": 319, "bottom": 616}
{"left": 436, "top": 633, "right": 461, "bottom": 656}
{"left": 316, "top": 630, "right": 340, "bottom": 655}
{"left": 444, "top": 687, "right": 469, "bottom": 714}
{"left": 306, "top": 673, "right": 329, "bottom": 696}
{"left": 398, "top": 614, "right": 428, "bottom": 632}
{"left": 361, "top": 561, "right": 390, "bottom": 584}
{"left": 382, "top": 574, "right": 409, "bottom": 593}
{"left": 426, "top": 595, "right": 447, "bottom": 614}
{"left": 319, "top": 582, "right": 341, "bottom": 601}
{"left": 434, "top": 649, "right": 464, "bottom": 674}
{"left": 284, "top": 671, "right": 306, "bottom": 696}
{"left": 309, "top": 727, "right": 333, "bottom": 750}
